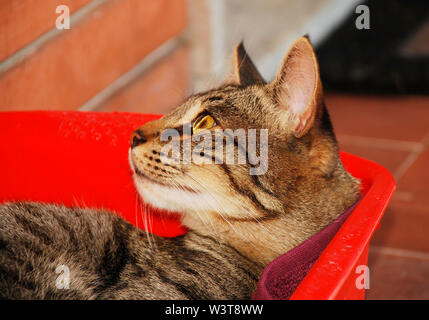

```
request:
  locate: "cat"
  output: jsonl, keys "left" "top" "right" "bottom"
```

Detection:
{"left": 0, "top": 36, "right": 359, "bottom": 299}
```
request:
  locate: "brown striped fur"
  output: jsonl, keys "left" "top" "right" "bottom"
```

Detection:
{"left": 0, "top": 37, "right": 359, "bottom": 299}
{"left": 0, "top": 202, "right": 260, "bottom": 299}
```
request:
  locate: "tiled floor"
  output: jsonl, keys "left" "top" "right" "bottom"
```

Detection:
{"left": 326, "top": 94, "right": 429, "bottom": 299}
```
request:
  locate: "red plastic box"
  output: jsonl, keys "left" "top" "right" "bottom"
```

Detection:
{"left": 291, "top": 151, "right": 396, "bottom": 299}
{"left": 0, "top": 111, "right": 395, "bottom": 299}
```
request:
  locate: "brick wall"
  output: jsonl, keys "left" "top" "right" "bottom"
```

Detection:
{"left": 0, "top": 0, "right": 189, "bottom": 114}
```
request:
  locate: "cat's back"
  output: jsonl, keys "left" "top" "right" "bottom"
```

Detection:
{"left": 0, "top": 202, "right": 262, "bottom": 299}
{"left": 0, "top": 202, "right": 128, "bottom": 299}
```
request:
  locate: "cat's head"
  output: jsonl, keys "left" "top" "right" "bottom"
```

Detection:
{"left": 129, "top": 36, "right": 358, "bottom": 229}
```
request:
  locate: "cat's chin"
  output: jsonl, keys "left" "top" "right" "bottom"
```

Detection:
{"left": 132, "top": 175, "right": 208, "bottom": 218}
{"left": 129, "top": 149, "right": 198, "bottom": 214}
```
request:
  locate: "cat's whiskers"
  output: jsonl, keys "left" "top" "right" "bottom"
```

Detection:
{"left": 136, "top": 191, "right": 157, "bottom": 250}
{"left": 168, "top": 170, "right": 234, "bottom": 239}
{"left": 184, "top": 168, "right": 279, "bottom": 248}
{"left": 178, "top": 176, "right": 222, "bottom": 239}
{"left": 146, "top": 201, "right": 158, "bottom": 251}
{"left": 168, "top": 177, "right": 220, "bottom": 240}
{"left": 139, "top": 199, "right": 155, "bottom": 252}
{"left": 134, "top": 194, "right": 138, "bottom": 229}
{"left": 179, "top": 171, "right": 261, "bottom": 248}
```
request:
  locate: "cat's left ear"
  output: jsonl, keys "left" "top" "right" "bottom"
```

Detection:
{"left": 271, "top": 36, "right": 323, "bottom": 138}
{"left": 233, "top": 42, "right": 266, "bottom": 86}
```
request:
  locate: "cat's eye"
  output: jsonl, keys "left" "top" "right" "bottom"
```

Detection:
{"left": 192, "top": 114, "right": 216, "bottom": 134}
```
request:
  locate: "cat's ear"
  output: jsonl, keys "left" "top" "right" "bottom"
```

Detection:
{"left": 233, "top": 42, "right": 266, "bottom": 86}
{"left": 271, "top": 36, "right": 323, "bottom": 138}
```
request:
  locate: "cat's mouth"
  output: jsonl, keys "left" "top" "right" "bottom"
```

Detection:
{"left": 129, "top": 149, "right": 198, "bottom": 193}
{"left": 134, "top": 165, "right": 166, "bottom": 185}
{"left": 129, "top": 151, "right": 166, "bottom": 185}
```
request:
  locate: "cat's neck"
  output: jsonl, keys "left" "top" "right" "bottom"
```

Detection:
{"left": 181, "top": 170, "right": 359, "bottom": 266}
{"left": 182, "top": 211, "right": 304, "bottom": 266}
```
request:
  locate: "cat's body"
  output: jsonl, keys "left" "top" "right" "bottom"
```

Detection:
{"left": 0, "top": 37, "right": 359, "bottom": 299}
{"left": 0, "top": 203, "right": 261, "bottom": 299}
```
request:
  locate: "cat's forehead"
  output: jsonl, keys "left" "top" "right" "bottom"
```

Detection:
{"left": 165, "top": 86, "right": 233, "bottom": 118}
{"left": 190, "top": 84, "right": 243, "bottom": 108}
{"left": 163, "top": 84, "right": 273, "bottom": 129}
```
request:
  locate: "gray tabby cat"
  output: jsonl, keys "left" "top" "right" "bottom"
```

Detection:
{"left": 0, "top": 37, "right": 359, "bottom": 299}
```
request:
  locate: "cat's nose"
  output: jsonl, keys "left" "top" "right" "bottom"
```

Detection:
{"left": 130, "top": 129, "right": 147, "bottom": 148}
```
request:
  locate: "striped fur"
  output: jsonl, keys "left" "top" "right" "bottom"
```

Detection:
{"left": 0, "top": 37, "right": 359, "bottom": 299}
{"left": 0, "top": 202, "right": 261, "bottom": 299}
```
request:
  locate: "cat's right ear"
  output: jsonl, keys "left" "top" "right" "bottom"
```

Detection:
{"left": 271, "top": 36, "right": 323, "bottom": 138}
{"left": 233, "top": 42, "right": 266, "bottom": 86}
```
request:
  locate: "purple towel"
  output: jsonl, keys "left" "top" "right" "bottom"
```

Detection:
{"left": 252, "top": 199, "right": 360, "bottom": 300}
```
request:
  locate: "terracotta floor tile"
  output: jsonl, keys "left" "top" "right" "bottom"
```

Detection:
{"left": 371, "top": 201, "right": 429, "bottom": 253}
{"left": 396, "top": 149, "right": 429, "bottom": 207}
{"left": 337, "top": 139, "right": 411, "bottom": 175}
{"left": 366, "top": 247, "right": 429, "bottom": 299}
{"left": 326, "top": 94, "right": 429, "bottom": 142}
